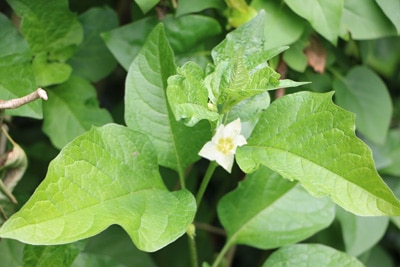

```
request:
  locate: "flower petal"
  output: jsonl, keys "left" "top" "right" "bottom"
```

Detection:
{"left": 215, "top": 152, "right": 234, "bottom": 173}
{"left": 224, "top": 118, "right": 242, "bottom": 138}
{"left": 234, "top": 135, "right": 247, "bottom": 147}
{"left": 198, "top": 141, "right": 218, "bottom": 161}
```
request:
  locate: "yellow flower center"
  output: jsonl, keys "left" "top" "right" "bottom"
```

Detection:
{"left": 216, "top": 137, "right": 234, "bottom": 155}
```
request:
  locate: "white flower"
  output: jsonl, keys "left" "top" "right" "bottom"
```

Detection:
{"left": 198, "top": 118, "right": 247, "bottom": 173}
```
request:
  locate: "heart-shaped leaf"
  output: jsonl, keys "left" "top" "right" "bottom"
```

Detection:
{"left": 236, "top": 91, "right": 400, "bottom": 216}
{"left": 218, "top": 166, "right": 334, "bottom": 249}
{"left": 0, "top": 124, "right": 196, "bottom": 252}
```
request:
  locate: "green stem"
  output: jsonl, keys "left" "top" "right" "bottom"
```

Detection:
{"left": 196, "top": 161, "right": 218, "bottom": 207}
{"left": 211, "top": 240, "right": 234, "bottom": 267}
{"left": 187, "top": 231, "right": 198, "bottom": 267}
{"left": 179, "top": 168, "right": 186, "bottom": 189}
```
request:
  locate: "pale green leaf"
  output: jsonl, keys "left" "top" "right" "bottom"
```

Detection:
{"left": 23, "top": 241, "right": 86, "bottom": 267}
{"left": 176, "top": 0, "right": 225, "bottom": 17}
{"left": 0, "top": 13, "right": 42, "bottom": 119}
{"left": 236, "top": 91, "right": 400, "bottom": 216}
{"left": 167, "top": 61, "right": 219, "bottom": 126}
{"left": 336, "top": 207, "right": 389, "bottom": 257}
{"left": 375, "top": 0, "right": 400, "bottom": 34}
{"left": 68, "top": 6, "right": 118, "bottom": 82}
{"left": 262, "top": 244, "right": 365, "bottom": 267}
{"left": 42, "top": 76, "right": 113, "bottom": 149}
{"left": 125, "top": 24, "right": 210, "bottom": 174}
{"left": 134, "top": 0, "right": 158, "bottom": 13}
{"left": 284, "top": 0, "right": 343, "bottom": 45}
{"left": 0, "top": 124, "right": 196, "bottom": 252}
{"left": 218, "top": 167, "right": 335, "bottom": 249}
{"left": 333, "top": 66, "right": 392, "bottom": 144}
{"left": 251, "top": 0, "right": 305, "bottom": 49}
{"left": 340, "top": 0, "right": 397, "bottom": 40}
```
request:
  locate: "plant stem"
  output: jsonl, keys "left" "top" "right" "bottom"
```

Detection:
{"left": 211, "top": 240, "right": 233, "bottom": 267}
{"left": 196, "top": 161, "right": 217, "bottom": 207}
{"left": 187, "top": 230, "right": 198, "bottom": 267}
{"left": 0, "top": 88, "right": 47, "bottom": 109}
{"left": 179, "top": 168, "right": 186, "bottom": 189}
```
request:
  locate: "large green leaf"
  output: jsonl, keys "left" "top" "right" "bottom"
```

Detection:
{"left": 340, "top": 0, "right": 397, "bottom": 40}
{"left": 0, "top": 13, "right": 42, "bottom": 119}
{"left": 7, "top": 0, "right": 83, "bottom": 86}
{"left": 262, "top": 244, "right": 365, "bottom": 267}
{"left": 42, "top": 76, "right": 113, "bottom": 149}
{"left": 236, "top": 91, "right": 400, "bottom": 216}
{"left": 68, "top": 6, "right": 118, "bottom": 82}
{"left": 333, "top": 66, "right": 392, "bottom": 144}
{"left": 379, "top": 130, "right": 400, "bottom": 176}
{"left": 284, "top": 0, "right": 343, "bottom": 45}
{"left": 125, "top": 24, "right": 210, "bottom": 175}
{"left": 0, "top": 124, "right": 196, "bottom": 252}
{"left": 218, "top": 167, "right": 334, "bottom": 249}
{"left": 102, "top": 15, "right": 221, "bottom": 70}
{"left": 375, "top": 0, "right": 400, "bottom": 34}
{"left": 336, "top": 207, "right": 389, "bottom": 257}
{"left": 23, "top": 241, "right": 86, "bottom": 267}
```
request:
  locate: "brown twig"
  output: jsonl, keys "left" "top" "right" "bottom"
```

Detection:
{"left": 0, "top": 88, "right": 47, "bottom": 109}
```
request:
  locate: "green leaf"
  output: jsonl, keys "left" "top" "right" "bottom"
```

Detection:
{"left": 375, "top": 0, "right": 400, "bottom": 34}
{"left": 68, "top": 6, "right": 118, "bottom": 82}
{"left": 42, "top": 76, "right": 113, "bottom": 149}
{"left": 0, "top": 13, "right": 42, "bottom": 119}
{"left": 176, "top": 0, "right": 225, "bottom": 17}
{"left": 226, "top": 91, "right": 270, "bottom": 138}
{"left": 82, "top": 226, "right": 156, "bottom": 267}
{"left": 72, "top": 253, "right": 126, "bottom": 267}
{"left": 284, "top": 0, "right": 343, "bottom": 45}
{"left": 236, "top": 91, "right": 400, "bottom": 216}
{"left": 224, "top": 0, "right": 258, "bottom": 28}
{"left": 251, "top": 0, "right": 305, "bottom": 49}
{"left": 262, "top": 244, "right": 365, "bottom": 267}
{"left": 23, "top": 241, "right": 86, "bottom": 267}
{"left": 134, "top": 0, "right": 158, "bottom": 13}
{"left": 32, "top": 52, "right": 72, "bottom": 86}
{"left": 340, "top": 0, "right": 397, "bottom": 40}
{"left": 125, "top": 24, "right": 210, "bottom": 175}
{"left": 7, "top": 0, "right": 83, "bottom": 55}
{"left": 102, "top": 15, "right": 221, "bottom": 70}
{"left": 369, "top": 129, "right": 400, "bottom": 176}
{"left": 212, "top": 10, "right": 287, "bottom": 69}
{"left": 360, "top": 37, "right": 400, "bottom": 78}
{"left": 333, "top": 66, "right": 392, "bottom": 144}
{"left": 7, "top": 0, "right": 83, "bottom": 86}
{"left": 336, "top": 207, "right": 389, "bottom": 257}
{"left": 0, "top": 239, "right": 24, "bottom": 266}
{"left": 0, "top": 124, "right": 196, "bottom": 252}
{"left": 218, "top": 167, "right": 335, "bottom": 249}
{"left": 167, "top": 62, "right": 220, "bottom": 126}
